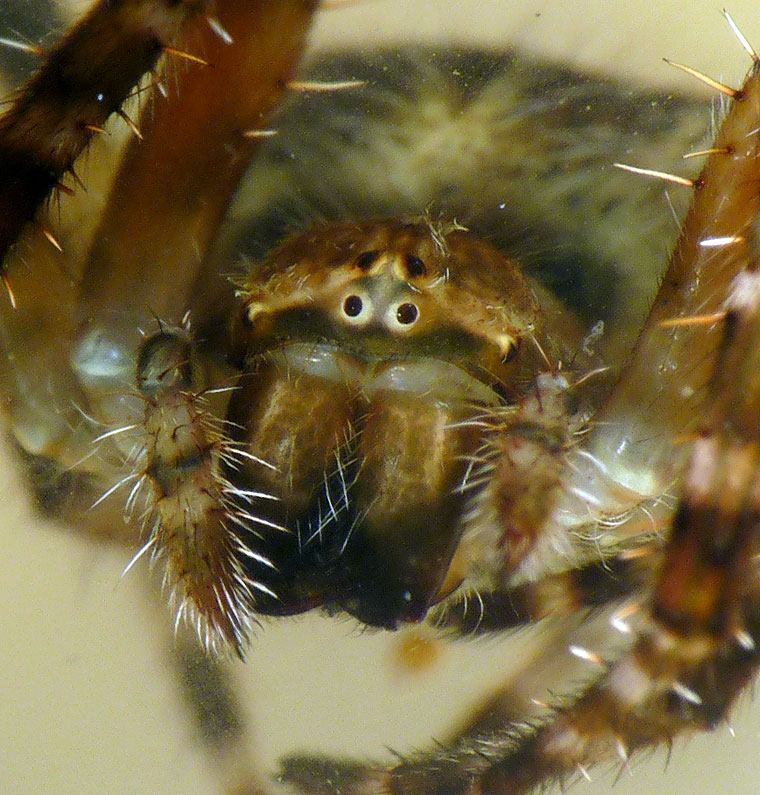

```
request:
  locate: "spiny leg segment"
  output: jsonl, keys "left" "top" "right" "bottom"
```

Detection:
{"left": 0, "top": 0, "right": 210, "bottom": 273}
{"left": 0, "top": 3, "right": 322, "bottom": 792}
{"left": 0, "top": 0, "right": 322, "bottom": 651}
{"left": 135, "top": 323, "right": 281, "bottom": 656}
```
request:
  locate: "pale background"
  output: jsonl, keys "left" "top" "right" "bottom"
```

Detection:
{"left": 2, "top": 1, "right": 760, "bottom": 794}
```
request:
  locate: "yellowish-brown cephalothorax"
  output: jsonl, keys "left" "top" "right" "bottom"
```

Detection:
{"left": 225, "top": 218, "right": 583, "bottom": 627}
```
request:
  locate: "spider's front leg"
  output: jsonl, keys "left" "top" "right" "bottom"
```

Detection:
{"left": 130, "top": 323, "right": 269, "bottom": 654}
{"left": 455, "top": 257, "right": 760, "bottom": 795}
{"left": 0, "top": 1, "right": 321, "bottom": 789}
{"left": 0, "top": 0, "right": 318, "bottom": 478}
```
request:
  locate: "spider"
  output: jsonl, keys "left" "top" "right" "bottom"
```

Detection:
{"left": 1, "top": 1, "right": 760, "bottom": 795}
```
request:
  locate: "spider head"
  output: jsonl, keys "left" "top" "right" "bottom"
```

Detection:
{"left": 234, "top": 217, "right": 539, "bottom": 385}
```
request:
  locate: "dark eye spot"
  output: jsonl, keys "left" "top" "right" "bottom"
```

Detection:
{"left": 355, "top": 250, "right": 380, "bottom": 271}
{"left": 396, "top": 302, "right": 418, "bottom": 325}
{"left": 343, "top": 295, "right": 364, "bottom": 317}
{"left": 502, "top": 340, "right": 520, "bottom": 363}
{"left": 405, "top": 254, "right": 427, "bottom": 278}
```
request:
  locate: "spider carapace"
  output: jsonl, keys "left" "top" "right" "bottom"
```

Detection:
{"left": 218, "top": 217, "right": 587, "bottom": 631}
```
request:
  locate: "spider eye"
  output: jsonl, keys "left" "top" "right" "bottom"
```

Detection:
{"left": 396, "top": 302, "right": 419, "bottom": 325}
{"left": 405, "top": 254, "right": 426, "bottom": 278}
{"left": 344, "top": 295, "right": 363, "bottom": 316}
{"left": 341, "top": 292, "right": 373, "bottom": 326}
{"left": 354, "top": 250, "right": 380, "bottom": 271}
{"left": 386, "top": 301, "right": 420, "bottom": 331}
